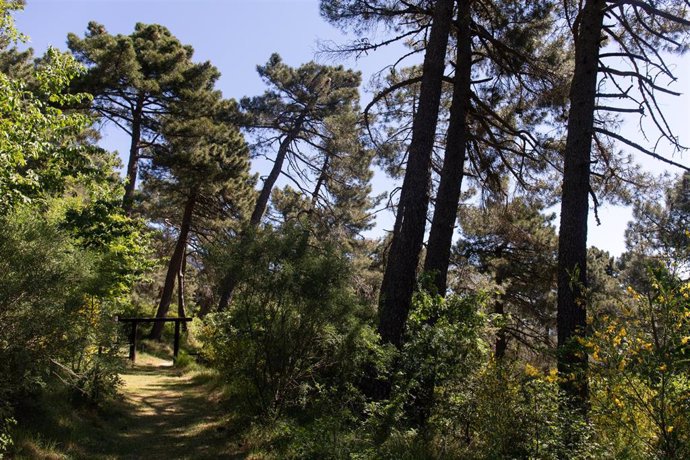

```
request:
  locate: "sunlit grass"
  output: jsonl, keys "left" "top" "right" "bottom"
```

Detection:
{"left": 11, "top": 352, "right": 245, "bottom": 459}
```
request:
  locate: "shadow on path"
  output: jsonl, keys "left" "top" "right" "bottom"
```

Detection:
{"left": 79, "top": 356, "right": 244, "bottom": 460}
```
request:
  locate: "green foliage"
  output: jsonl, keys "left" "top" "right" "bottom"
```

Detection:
{"left": 0, "top": 0, "right": 24, "bottom": 47}
{"left": 455, "top": 196, "right": 558, "bottom": 355}
{"left": 204, "top": 223, "right": 371, "bottom": 417}
{"left": 589, "top": 268, "right": 690, "bottom": 459}
{"left": 0, "top": 201, "right": 142, "bottom": 406}
{"left": 0, "top": 46, "right": 93, "bottom": 213}
{"left": 0, "top": 417, "right": 15, "bottom": 458}
{"left": 62, "top": 198, "right": 153, "bottom": 298}
{"left": 0, "top": 208, "right": 89, "bottom": 398}
{"left": 400, "top": 288, "right": 489, "bottom": 406}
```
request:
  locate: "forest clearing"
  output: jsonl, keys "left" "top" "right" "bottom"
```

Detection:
{"left": 3, "top": 0, "right": 690, "bottom": 458}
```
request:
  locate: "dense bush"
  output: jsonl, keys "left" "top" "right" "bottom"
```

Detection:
{"left": 589, "top": 268, "right": 690, "bottom": 459}
{"left": 204, "top": 223, "right": 373, "bottom": 417}
{"left": 0, "top": 199, "right": 149, "bottom": 454}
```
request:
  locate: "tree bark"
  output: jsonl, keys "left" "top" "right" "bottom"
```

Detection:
{"left": 377, "top": 0, "right": 455, "bottom": 349}
{"left": 122, "top": 93, "right": 145, "bottom": 214}
{"left": 423, "top": 0, "right": 473, "bottom": 296}
{"left": 150, "top": 191, "right": 197, "bottom": 340}
{"left": 405, "top": 0, "right": 474, "bottom": 428}
{"left": 557, "top": 0, "right": 605, "bottom": 413}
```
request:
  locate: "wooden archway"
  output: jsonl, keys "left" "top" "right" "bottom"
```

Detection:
{"left": 117, "top": 317, "right": 193, "bottom": 363}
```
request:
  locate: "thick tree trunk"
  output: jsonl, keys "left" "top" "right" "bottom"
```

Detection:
{"left": 423, "top": 0, "right": 473, "bottom": 296}
{"left": 216, "top": 271, "right": 238, "bottom": 312}
{"left": 406, "top": 0, "right": 473, "bottom": 428}
{"left": 378, "top": 0, "right": 454, "bottom": 349}
{"left": 122, "top": 93, "right": 145, "bottom": 214}
{"left": 150, "top": 191, "right": 196, "bottom": 340}
{"left": 557, "top": 0, "right": 605, "bottom": 413}
{"left": 217, "top": 114, "right": 307, "bottom": 311}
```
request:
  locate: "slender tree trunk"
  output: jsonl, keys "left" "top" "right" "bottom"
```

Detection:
{"left": 311, "top": 156, "right": 329, "bottom": 207}
{"left": 423, "top": 0, "right": 473, "bottom": 296}
{"left": 150, "top": 191, "right": 197, "bottom": 340}
{"left": 217, "top": 114, "right": 307, "bottom": 311}
{"left": 250, "top": 114, "right": 307, "bottom": 226}
{"left": 122, "top": 93, "right": 145, "bottom": 214}
{"left": 557, "top": 0, "right": 605, "bottom": 414}
{"left": 178, "top": 252, "right": 187, "bottom": 332}
{"left": 378, "top": 0, "right": 455, "bottom": 349}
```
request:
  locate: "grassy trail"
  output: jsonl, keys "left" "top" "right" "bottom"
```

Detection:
{"left": 17, "top": 354, "right": 246, "bottom": 459}
{"left": 106, "top": 355, "right": 244, "bottom": 460}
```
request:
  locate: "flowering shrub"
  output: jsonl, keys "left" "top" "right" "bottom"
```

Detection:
{"left": 589, "top": 268, "right": 690, "bottom": 459}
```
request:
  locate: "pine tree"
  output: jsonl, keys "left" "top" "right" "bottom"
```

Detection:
{"left": 144, "top": 92, "right": 251, "bottom": 340}
{"left": 425, "top": 0, "right": 570, "bottom": 295}
{"left": 556, "top": 0, "right": 690, "bottom": 413}
{"left": 67, "top": 22, "right": 218, "bottom": 213}
{"left": 217, "top": 54, "right": 368, "bottom": 310}
{"left": 456, "top": 195, "right": 558, "bottom": 358}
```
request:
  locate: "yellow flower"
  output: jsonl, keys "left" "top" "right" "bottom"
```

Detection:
{"left": 613, "top": 397, "right": 623, "bottom": 409}
{"left": 545, "top": 368, "right": 559, "bottom": 383}
{"left": 659, "top": 364, "right": 668, "bottom": 372}
{"left": 524, "top": 363, "right": 540, "bottom": 377}
{"left": 681, "top": 336, "right": 690, "bottom": 346}
{"left": 667, "top": 425, "right": 674, "bottom": 433}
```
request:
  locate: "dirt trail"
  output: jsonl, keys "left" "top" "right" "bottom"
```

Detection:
{"left": 81, "top": 356, "right": 244, "bottom": 460}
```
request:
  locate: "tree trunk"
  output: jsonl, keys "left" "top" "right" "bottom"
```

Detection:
{"left": 122, "top": 93, "right": 145, "bottom": 214}
{"left": 217, "top": 114, "right": 307, "bottom": 311}
{"left": 250, "top": 114, "right": 306, "bottom": 226}
{"left": 150, "top": 191, "right": 197, "bottom": 340}
{"left": 178, "top": 252, "right": 187, "bottom": 332}
{"left": 557, "top": 0, "right": 605, "bottom": 414}
{"left": 405, "top": 0, "right": 473, "bottom": 428}
{"left": 378, "top": 0, "right": 455, "bottom": 349}
{"left": 311, "top": 155, "right": 329, "bottom": 208}
{"left": 423, "top": 0, "right": 473, "bottom": 296}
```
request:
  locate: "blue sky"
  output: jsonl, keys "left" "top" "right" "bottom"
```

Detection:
{"left": 14, "top": 0, "right": 690, "bottom": 255}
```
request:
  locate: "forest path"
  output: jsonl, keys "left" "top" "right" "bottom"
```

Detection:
{"left": 84, "top": 355, "right": 245, "bottom": 460}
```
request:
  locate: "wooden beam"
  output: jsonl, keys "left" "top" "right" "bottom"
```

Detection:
{"left": 129, "top": 321, "right": 138, "bottom": 362}
{"left": 173, "top": 320, "right": 181, "bottom": 360}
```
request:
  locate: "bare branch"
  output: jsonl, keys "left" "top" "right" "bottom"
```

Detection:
{"left": 594, "top": 127, "right": 690, "bottom": 171}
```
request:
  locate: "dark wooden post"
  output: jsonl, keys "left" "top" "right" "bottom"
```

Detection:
{"left": 173, "top": 319, "right": 181, "bottom": 360}
{"left": 129, "top": 320, "right": 138, "bottom": 362}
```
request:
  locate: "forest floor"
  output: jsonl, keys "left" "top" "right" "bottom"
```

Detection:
{"left": 15, "top": 354, "right": 248, "bottom": 459}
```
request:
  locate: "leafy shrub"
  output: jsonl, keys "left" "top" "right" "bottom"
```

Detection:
{"left": 589, "top": 267, "right": 690, "bottom": 459}
{"left": 204, "top": 223, "right": 372, "bottom": 417}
